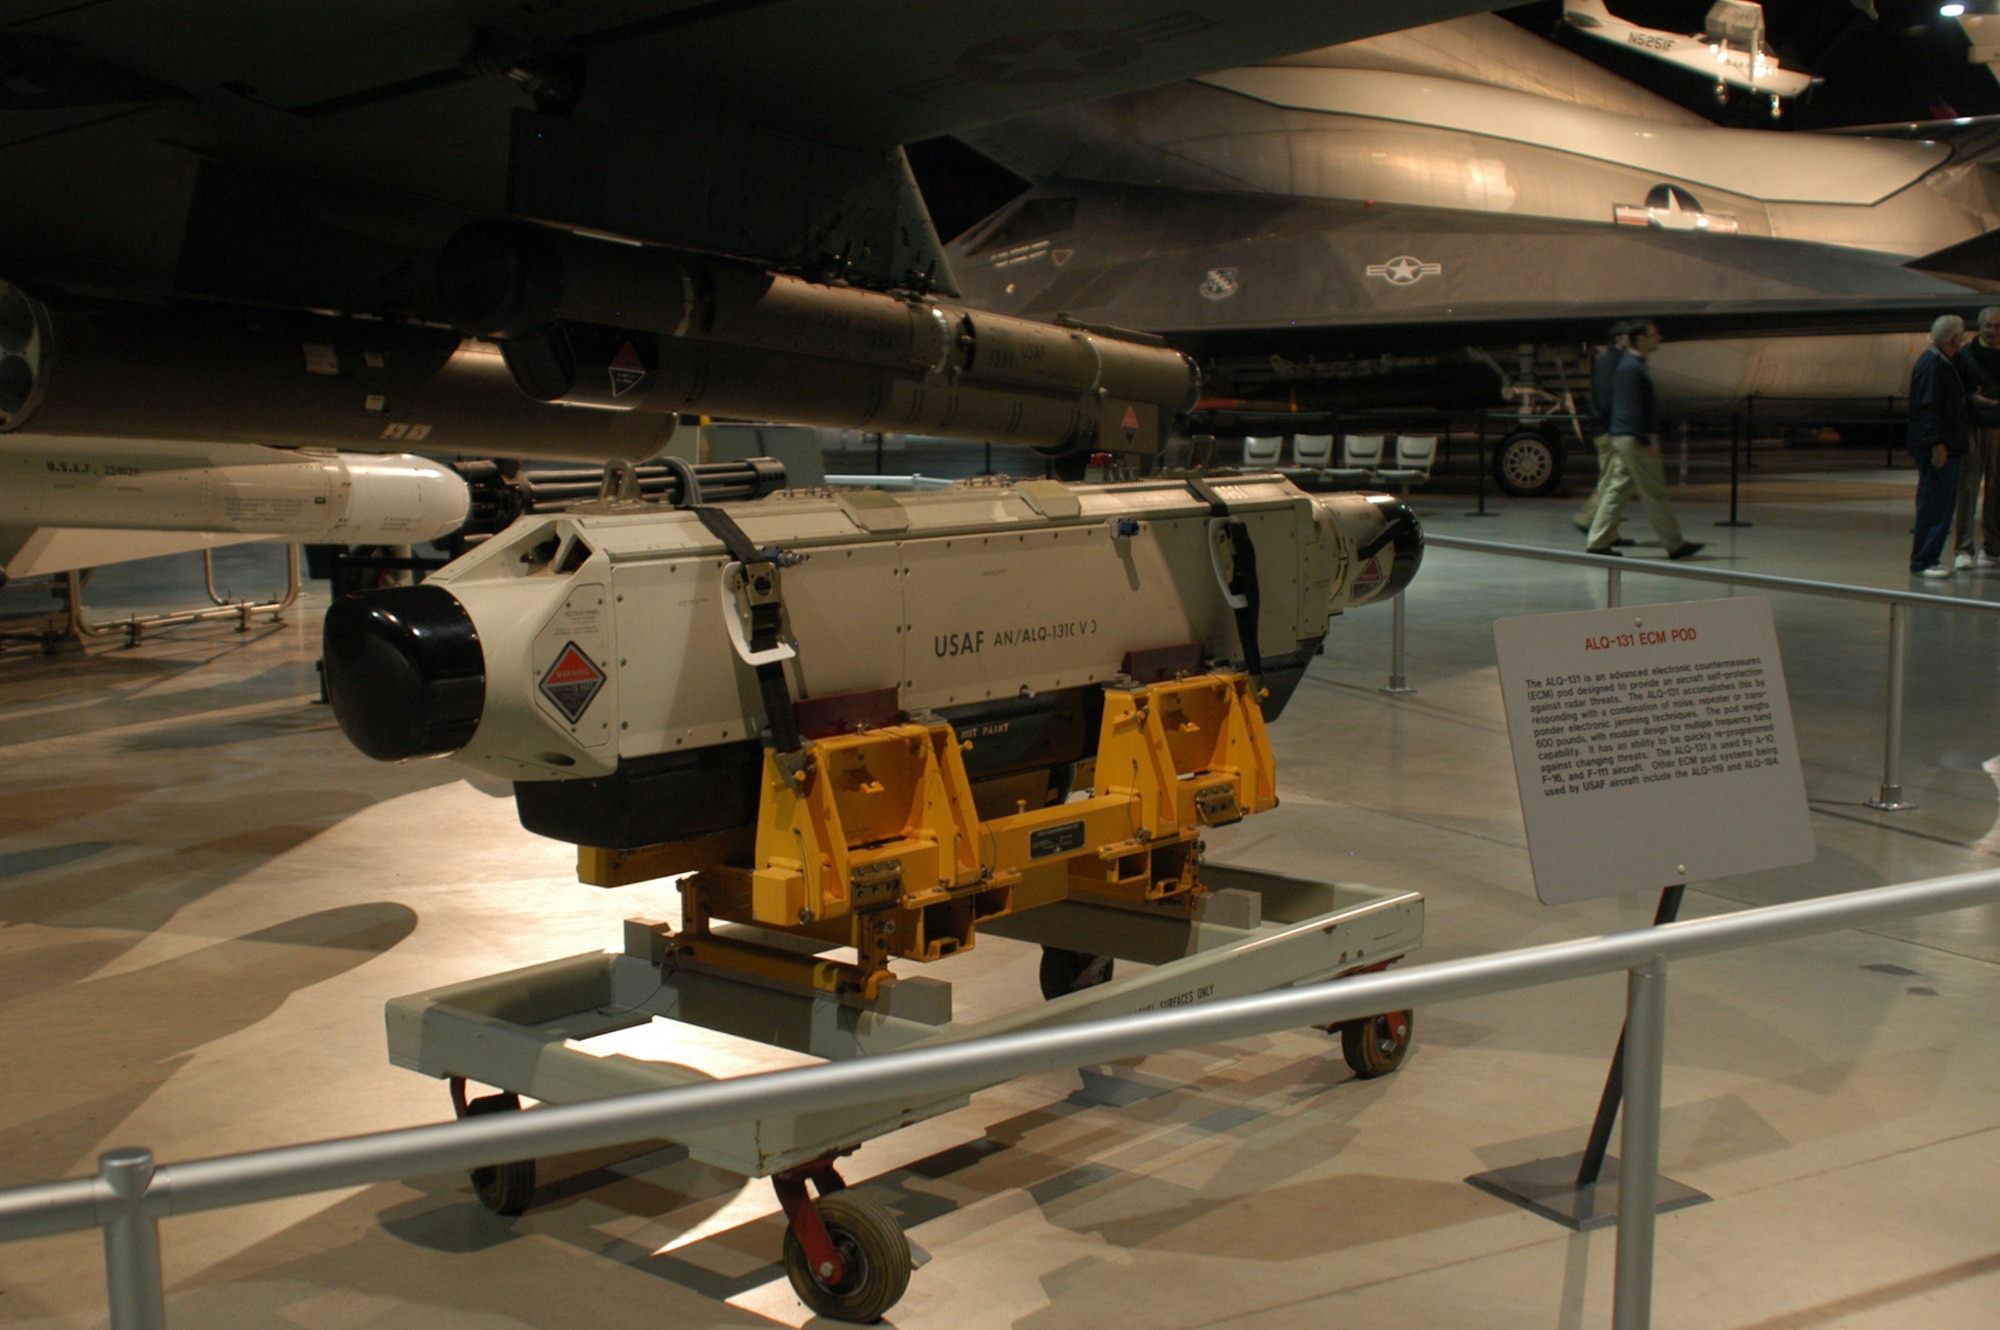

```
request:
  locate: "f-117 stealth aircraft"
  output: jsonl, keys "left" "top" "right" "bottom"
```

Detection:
{"left": 945, "top": 12, "right": 1997, "bottom": 493}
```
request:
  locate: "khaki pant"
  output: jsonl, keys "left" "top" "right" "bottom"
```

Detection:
{"left": 1587, "top": 434, "right": 1684, "bottom": 553}
{"left": 1953, "top": 425, "right": 2000, "bottom": 557}
{"left": 1572, "top": 432, "right": 1625, "bottom": 535}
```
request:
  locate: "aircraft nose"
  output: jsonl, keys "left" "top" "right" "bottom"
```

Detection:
{"left": 323, "top": 585, "right": 486, "bottom": 761}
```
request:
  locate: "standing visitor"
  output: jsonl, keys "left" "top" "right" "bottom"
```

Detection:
{"left": 1909, "top": 313, "right": 1971, "bottom": 579}
{"left": 1951, "top": 305, "right": 2000, "bottom": 570}
{"left": 1585, "top": 320, "right": 1703, "bottom": 561}
{"left": 1573, "top": 321, "right": 1634, "bottom": 546}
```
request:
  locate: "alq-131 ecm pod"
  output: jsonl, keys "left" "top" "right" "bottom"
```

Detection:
{"left": 322, "top": 472, "right": 1422, "bottom": 998}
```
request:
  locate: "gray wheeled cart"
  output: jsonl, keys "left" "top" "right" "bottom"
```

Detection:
{"left": 387, "top": 865, "right": 1423, "bottom": 1321}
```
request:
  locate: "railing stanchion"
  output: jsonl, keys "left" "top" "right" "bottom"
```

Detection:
{"left": 1381, "top": 591, "right": 1415, "bottom": 695}
{"left": 1867, "top": 601, "right": 1914, "bottom": 811}
{"left": 98, "top": 1149, "right": 166, "bottom": 1330}
{"left": 1606, "top": 565, "right": 1622, "bottom": 609}
{"left": 1612, "top": 956, "right": 1668, "bottom": 1330}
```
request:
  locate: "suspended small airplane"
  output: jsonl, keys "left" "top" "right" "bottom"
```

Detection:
{"left": 1563, "top": 0, "right": 1817, "bottom": 119}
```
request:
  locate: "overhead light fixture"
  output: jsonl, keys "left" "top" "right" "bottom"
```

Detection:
{"left": 1942, "top": 3, "right": 1967, "bottom": 16}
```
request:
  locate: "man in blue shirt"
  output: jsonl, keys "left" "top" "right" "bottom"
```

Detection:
{"left": 1909, "top": 312, "right": 1971, "bottom": 578}
{"left": 1572, "top": 321, "right": 1633, "bottom": 544}
{"left": 1585, "top": 319, "right": 1703, "bottom": 561}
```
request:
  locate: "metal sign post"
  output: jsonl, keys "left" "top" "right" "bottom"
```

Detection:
{"left": 1470, "top": 598, "right": 1817, "bottom": 1326}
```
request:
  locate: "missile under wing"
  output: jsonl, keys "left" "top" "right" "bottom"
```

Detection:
{"left": 0, "top": 3, "right": 1522, "bottom": 578}
{"left": 0, "top": 1, "right": 1516, "bottom": 464}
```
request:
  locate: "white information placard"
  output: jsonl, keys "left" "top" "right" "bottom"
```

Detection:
{"left": 1493, "top": 597, "right": 1814, "bottom": 905}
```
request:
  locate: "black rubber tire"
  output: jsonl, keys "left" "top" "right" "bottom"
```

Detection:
{"left": 1341, "top": 1009, "right": 1414, "bottom": 1079}
{"left": 1039, "top": 946, "right": 1115, "bottom": 1000}
{"left": 471, "top": 1158, "right": 538, "bottom": 1216}
{"left": 463, "top": 1092, "right": 537, "bottom": 1215}
{"left": 782, "top": 1192, "right": 913, "bottom": 1324}
{"left": 1492, "top": 429, "right": 1564, "bottom": 498}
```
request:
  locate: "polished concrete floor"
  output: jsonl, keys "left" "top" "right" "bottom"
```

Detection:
{"left": 2, "top": 461, "right": 1997, "bottom": 1328}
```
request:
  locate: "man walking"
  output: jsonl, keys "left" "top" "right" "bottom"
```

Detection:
{"left": 1910, "top": 313, "right": 1971, "bottom": 579}
{"left": 1573, "top": 321, "right": 1632, "bottom": 546}
{"left": 1585, "top": 319, "right": 1703, "bottom": 561}
{"left": 1951, "top": 305, "right": 2000, "bottom": 570}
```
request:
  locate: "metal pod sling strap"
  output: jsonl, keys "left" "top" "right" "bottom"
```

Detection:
{"left": 1186, "top": 477, "right": 1265, "bottom": 685}
{"left": 696, "top": 503, "right": 807, "bottom": 756}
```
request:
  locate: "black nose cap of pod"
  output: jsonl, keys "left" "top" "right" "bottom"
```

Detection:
{"left": 323, "top": 584, "right": 485, "bottom": 761}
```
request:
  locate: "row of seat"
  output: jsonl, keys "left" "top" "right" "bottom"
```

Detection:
{"left": 1242, "top": 433, "right": 1437, "bottom": 488}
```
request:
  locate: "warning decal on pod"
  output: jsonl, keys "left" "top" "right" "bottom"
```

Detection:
{"left": 539, "top": 642, "right": 606, "bottom": 722}
{"left": 608, "top": 341, "right": 647, "bottom": 397}
{"left": 1354, "top": 557, "right": 1383, "bottom": 588}
{"left": 1121, "top": 405, "right": 1140, "bottom": 442}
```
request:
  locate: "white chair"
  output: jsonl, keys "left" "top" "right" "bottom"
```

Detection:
{"left": 1242, "top": 435, "right": 1284, "bottom": 468}
{"left": 1323, "top": 434, "right": 1384, "bottom": 482}
{"left": 1377, "top": 434, "right": 1438, "bottom": 488}
{"left": 1291, "top": 433, "right": 1335, "bottom": 468}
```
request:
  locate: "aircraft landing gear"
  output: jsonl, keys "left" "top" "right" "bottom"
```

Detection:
{"left": 775, "top": 1156, "right": 913, "bottom": 1323}
{"left": 449, "top": 1077, "right": 537, "bottom": 1215}
{"left": 1492, "top": 427, "right": 1565, "bottom": 498}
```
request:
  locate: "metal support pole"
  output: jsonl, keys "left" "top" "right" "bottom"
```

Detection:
{"left": 1717, "top": 411, "right": 1751, "bottom": 527}
{"left": 98, "top": 1149, "right": 165, "bottom": 1330}
{"left": 1468, "top": 417, "right": 1496, "bottom": 517}
{"left": 1867, "top": 601, "right": 1915, "bottom": 810}
{"left": 1381, "top": 591, "right": 1416, "bottom": 695}
{"left": 1606, "top": 566, "right": 1622, "bottom": 609}
{"left": 1612, "top": 957, "right": 1668, "bottom": 1330}
{"left": 1577, "top": 886, "right": 1683, "bottom": 1187}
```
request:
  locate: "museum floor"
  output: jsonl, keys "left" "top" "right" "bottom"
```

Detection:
{"left": 2, "top": 463, "right": 1997, "bottom": 1329}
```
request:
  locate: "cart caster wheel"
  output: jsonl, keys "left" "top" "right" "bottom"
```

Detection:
{"left": 460, "top": 1090, "right": 537, "bottom": 1215}
{"left": 471, "top": 1158, "right": 537, "bottom": 1216}
{"left": 1341, "top": 1009, "right": 1413, "bottom": 1079}
{"left": 1039, "top": 946, "right": 1114, "bottom": 1000}
{"left": 782, "top": 1192, "right": 912, "bottom": 1324}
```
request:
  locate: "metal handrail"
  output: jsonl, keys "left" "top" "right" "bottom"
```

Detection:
{"left": 4, "top": 866, "right": 1999, "bottom": 1330}
{"left": 1385, "top": 535, "right": 2000, "bottom": 810}
{"left": 1425, "top": 534, "right": 2000, "bottom": 613}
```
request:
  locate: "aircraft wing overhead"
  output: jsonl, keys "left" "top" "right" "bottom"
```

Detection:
{"left": 0, "top": 0, "right": 1514, "bottom": 300}
{"left": 951, "top": 183, "right": 1991, "bottom": 356}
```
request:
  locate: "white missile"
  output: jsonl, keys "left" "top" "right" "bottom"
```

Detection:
{"left": 0, "top": 436, "right": 470, "bottom": 546}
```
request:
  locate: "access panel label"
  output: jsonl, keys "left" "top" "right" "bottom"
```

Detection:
{"left": 1029, "top": 821, "right": 1088, "bottom": 859}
